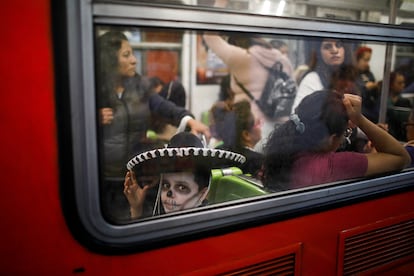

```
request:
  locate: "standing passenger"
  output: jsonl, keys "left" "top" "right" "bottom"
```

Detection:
{"left": 387, "top": 71, "right": 412, "bottom": 141}
{"left": 95, "top": 30, "right": 209, "bottom": 221}
{"left": 202, "top": 0, "right": 294, "bottom": 140}
{"left": 388, "top": 71, "right": 411, "bottom": 108}
{"left": 355, "top": 46, "right": 380, "bottom": 123}
{"left": 96, "top": 30, "right": 209, "bottom": 177}
{"left": 292, "top": 38, "right": 354, "bottom": 110}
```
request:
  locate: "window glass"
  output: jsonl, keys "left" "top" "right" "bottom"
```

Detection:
{"left": 107, "top": 0, "right": 414, "bottom": 25}
{"left": 95, "top": 25, "right": 413, "bottom": 224}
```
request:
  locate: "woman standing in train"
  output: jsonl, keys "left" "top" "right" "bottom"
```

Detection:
{"left": 96, "top": 30, "right": 209, "bottom": 177}
{"left": 355, "top": 46, "right": 380, "bottom": 123}
{"left": 96, "top": 30, "right": 209, "bottom": 221}
{"left": 292, "top": 38, "right": 355, "bottom": 110}
{"left": 202, "top": 1, "right": 294, "bottom": 143}
{"left": 386, "top": 71, "right": 412, "bottom": 141}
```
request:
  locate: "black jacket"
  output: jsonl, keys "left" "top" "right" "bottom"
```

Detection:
{"left": 100, "top": 75, "right": 192, "bottom": 177}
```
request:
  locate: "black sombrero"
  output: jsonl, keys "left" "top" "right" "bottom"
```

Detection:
{"left": 126, "top": 133, "right": 246, "bottom": 176}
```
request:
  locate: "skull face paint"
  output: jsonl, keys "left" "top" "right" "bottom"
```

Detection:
{"left": 161, "top": 172, "right": 207, "bottom": 213}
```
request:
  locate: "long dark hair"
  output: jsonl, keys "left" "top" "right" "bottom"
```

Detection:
{"left": 262, "top": 90, "right": 348, "bottom": 191}
{"left": 96, "top": 31, "right": 128, "bottom": 81}
{"left": 95, "top": 31, "right": 130, "bottom": 107}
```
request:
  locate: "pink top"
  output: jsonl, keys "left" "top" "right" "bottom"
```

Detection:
{"left": 290, "top": 151, "right": 368, "bottom": 189}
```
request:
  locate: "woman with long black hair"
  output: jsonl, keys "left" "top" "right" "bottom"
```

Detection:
{"left": 292, "top": 38, "right": 355, "bottom": 110}
{"left": 263, "top": 90, "right": 410, "bottom": 191}
{"left": 96, "top": 30, "right": 209, "bottom": 221}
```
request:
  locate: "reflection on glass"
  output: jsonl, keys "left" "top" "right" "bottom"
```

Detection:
{"left": 94, "top": 26, "right": 413, "bottom": 223}
{"left": 114, "top": 0, "right": 414, "bottom": 25}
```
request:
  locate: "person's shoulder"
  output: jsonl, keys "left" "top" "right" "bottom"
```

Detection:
{"left": 297, "top": 71, "right": 320, "bottom": 85}
{"left": 297, "top": 71, "right": 322, "bottom": 91}
{"left": 332, "top": 150, "right": 365, "bottom": 158}
{"left": 291, "top": 152, "right": 330, "bottom": 173}
{"left": 302, "top": 71, "right": 320, "bottom": 81}
{"left": 248, "top": 45, "right": 281, "bottom": 66}
{"left": 128, "top": 74, "right": 150, "bottom": 90}
{"left": 331, "top": 151, "right": 367, "bottom": 167}
{"left": 295, "top": 151, "right": 327, "bottom": 162}
{"left": 299, "top": 151, "right": 364, "bottom": 164}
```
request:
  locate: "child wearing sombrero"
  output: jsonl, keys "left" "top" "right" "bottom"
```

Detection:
{"left": 123, "top": 133, "right": 246, "bottom": 219}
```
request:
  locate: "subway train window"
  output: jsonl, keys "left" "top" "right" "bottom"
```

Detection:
{"left": 61, "top": 0, "right": 414, "bottom": 248}
{"left": 94, "top": 26, "right": 413, "bottom": 223}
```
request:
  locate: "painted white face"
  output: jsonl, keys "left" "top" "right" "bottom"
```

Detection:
{"left": 160, "top": 172, "right": 207, "bottom": 213}
{"left": 117, "top": 40, "right": 137, "bottom": 78}
{"left": 320, "top": 39, "right": 345, "bottom": 66}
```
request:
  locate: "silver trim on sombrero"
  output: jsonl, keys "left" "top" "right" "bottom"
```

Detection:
{"left": 126, "top": 147, "right": 246, "bottom": 171}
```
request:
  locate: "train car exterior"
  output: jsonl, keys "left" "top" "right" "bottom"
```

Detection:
{"left": 1, "top": 0, "right": 414, "bottom": 275}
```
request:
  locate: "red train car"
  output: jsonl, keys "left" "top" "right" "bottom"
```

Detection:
{"left": 2, "top": 0, "right": 414, "bottom": 275}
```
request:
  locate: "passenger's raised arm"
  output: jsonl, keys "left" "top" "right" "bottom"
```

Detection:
{"left": 263, "top": 90, "right": 410, "bottom": 192}
{"left": 202, "top": 0, "right": 295, "bottom": 141}
{"left": 342, "top": 94, "right": 411, "bottom": 175}
{"left": 183, "top": 116, "right": 211, "bottom": 139}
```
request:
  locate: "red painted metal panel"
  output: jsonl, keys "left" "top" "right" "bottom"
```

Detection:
{"left": 338, "top": 212, "right": 414, "bottom": 275}
{"left": 183, "top": 243, "right": 302, "bottom": 276}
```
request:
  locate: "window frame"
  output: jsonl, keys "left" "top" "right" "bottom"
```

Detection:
{"left": 61, "top": 0, "right": 414, "bottom": 251}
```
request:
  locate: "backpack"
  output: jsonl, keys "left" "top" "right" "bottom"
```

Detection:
{"left": 235, "top": 61, "right": 297, "bottom": 119}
